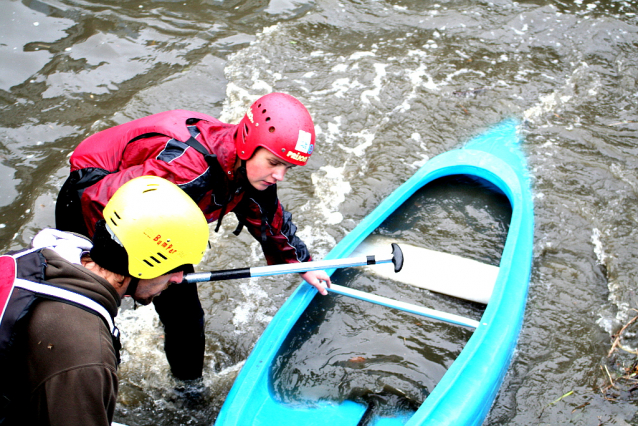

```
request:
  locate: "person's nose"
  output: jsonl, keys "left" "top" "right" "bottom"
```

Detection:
{"left": 272, "top": 165, "right": 286, "bottom": 182}
{"left": 169, "top": 271, "right": 184, "bottom": 284}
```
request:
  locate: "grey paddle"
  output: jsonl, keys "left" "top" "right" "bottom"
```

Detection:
{"left": 326, "top": 284, "right": 479, "bottom": 328}
{"left": 182, "top": 243, "right": 477, "bottom": 328}
{"left": 182, "top": 243, "right": 404, "bottom": 284}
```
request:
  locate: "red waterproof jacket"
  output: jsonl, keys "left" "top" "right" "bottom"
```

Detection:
{"left": 68, "top": 110, "right": 311, "bottom": 265}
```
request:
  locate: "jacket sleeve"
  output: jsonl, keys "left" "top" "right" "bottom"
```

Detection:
{"left": 78, "top": 138, "right": 210, "bottom": 237}
{"left": 234, "top": 185, "right": 312, "bottom": 265}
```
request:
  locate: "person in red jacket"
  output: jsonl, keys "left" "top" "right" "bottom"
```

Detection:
{"left": 54, "top": 92, "right": 331, "bottom": 382}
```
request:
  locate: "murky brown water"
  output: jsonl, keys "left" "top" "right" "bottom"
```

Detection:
{"left": 2, "top": 0, "right": 638, "bottom": 424}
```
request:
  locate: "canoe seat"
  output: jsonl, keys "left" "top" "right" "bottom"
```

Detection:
{"left": 351, "top": 236, "right": 499, "bottom": 305}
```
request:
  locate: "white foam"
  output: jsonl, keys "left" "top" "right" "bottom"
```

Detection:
{"left": 232, "top": 279, "right": 273, "bottom": 331}
{"left": 349, "top": 51, "right": 375, "bottom": 60}
{"left": 117, "top": 304, "right": 169, "bottom": 373}
{"left": 361, "top": 63, "right": 388, "bottom": 105}
{"left": 324, "top": 77, "right": 364, "bottom": 98}
{"left": 338, "top": 129, "right": 375, "bottom": 157}
{"left": 331, "top": 63, "right": 348, "bottom": 73}
{"left": 523, "top": 62, "right": 599, "bottom": 124}
{"left": 591, "top": 228, "right": 607, "bottom": 265}
{"left": 310, "top": 165, "right": 351, "bottom": 224}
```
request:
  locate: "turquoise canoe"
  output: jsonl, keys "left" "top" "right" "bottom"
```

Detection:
{"left": 215, "top": 119, "right": 534, "bottom": 426}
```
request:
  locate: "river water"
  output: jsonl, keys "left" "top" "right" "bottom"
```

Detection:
{"left": 1, "top": 0, "right": 638, "bottom": 425}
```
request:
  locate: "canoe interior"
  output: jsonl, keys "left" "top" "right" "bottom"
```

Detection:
{"left": 270, "top": 174, "right": 512, "bottom": 423}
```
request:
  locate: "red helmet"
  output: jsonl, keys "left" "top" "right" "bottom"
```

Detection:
{"left": 235, "top": 93, "right": 316, "bottom": 166}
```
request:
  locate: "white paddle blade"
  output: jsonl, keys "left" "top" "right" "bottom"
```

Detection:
{"left": 351, "top": 236, "right": 498, "bottom": 305}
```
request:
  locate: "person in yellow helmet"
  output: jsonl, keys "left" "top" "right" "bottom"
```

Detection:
{"left": 0, "top": 176, "right": 208, "bottom": 426}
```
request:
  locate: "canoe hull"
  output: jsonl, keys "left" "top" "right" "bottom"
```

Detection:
{"left": 215, "top": 119, "right": 534, "bottom": 426}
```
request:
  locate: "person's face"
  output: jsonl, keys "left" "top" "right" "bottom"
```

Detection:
{"left": 132, "top": 271, "right": 184, "bottom": 305}
{"left": 245, "top": 148, "right": 296, "bottom": 191}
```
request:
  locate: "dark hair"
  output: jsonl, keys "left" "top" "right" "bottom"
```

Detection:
{"left": 90, "top": 219, "right": 130, "bottom": 277}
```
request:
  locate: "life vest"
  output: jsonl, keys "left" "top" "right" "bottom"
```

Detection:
{"left": 69, "top": 110, "right": 220, "bottom": 172}
{"left": 0, "top": 247, "right": 121, "bottom": 420}
{"left": 66, "top": 111, "right": 239, "bottom": 235}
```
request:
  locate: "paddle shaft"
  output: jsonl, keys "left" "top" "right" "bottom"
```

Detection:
{"left": 327, "top": 284, "right": 479, "bottom": 329}
{"left": 182, "top": 243, "right": 403, "bottom": 284}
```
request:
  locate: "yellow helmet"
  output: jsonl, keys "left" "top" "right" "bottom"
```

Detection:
{"left": 92, "top": 176, "right": 209, "bottom": 279}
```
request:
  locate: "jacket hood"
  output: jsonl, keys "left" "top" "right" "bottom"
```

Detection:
{"left": 42, "top": 248, "right": 121, "bottom": 318}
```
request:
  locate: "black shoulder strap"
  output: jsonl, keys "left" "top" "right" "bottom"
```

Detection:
{"left": 183, "top": 136, "right": 214, "bottom": 159}
{"left": 180, "top": 124, "right": 249, "bottom": 238}
{"left": 180, "top": 129, "right": 245, "bottom": 235}
{"left": 183, "top": 124, "right": 215, "bottom": 158}
{"left": 127, "top": 125, "right": 215, "bottom": 160}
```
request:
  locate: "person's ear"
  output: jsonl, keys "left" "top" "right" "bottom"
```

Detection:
{"left": 111, "top": 274, "right": 131, "bottom": 292}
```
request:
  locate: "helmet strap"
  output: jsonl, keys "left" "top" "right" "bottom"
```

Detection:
{"left": 214, "top": 159, "right": 248, "bottom": 234}
{"left": 235, "top": 160, "right": 249, "bottom": 193}
{"left": 236, "top": 159, "right": 248, "bottom": 182}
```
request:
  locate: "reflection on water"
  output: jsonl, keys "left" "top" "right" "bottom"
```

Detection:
{"left": 376, "top": 175, "right": 511, "bottom": 266}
